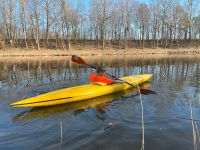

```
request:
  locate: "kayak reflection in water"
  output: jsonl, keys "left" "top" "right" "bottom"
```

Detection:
{"left": 89, "top": 66, "right": 124, "bottom": 85}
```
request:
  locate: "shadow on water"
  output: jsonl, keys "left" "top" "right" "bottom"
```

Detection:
{"left": 12, "top": 82, "right": 151, "bottom": 123}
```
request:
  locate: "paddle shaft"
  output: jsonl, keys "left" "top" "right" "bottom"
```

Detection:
{"left": 71, "top": 55, "right": 156, "bottom": 94}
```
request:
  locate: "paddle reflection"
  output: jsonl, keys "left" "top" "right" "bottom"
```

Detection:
{"left": 12, "top": 82, "right": 151, "bottom": 123}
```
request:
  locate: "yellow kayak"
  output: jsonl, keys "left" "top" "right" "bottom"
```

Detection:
{"left": 10, "top": 74, "right": 152, "bottom": 107}
{"left": 12, "top": 82, "right": 151, "bottom": 123}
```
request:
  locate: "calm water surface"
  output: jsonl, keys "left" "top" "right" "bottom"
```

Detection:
{"left": 0, "top": 56, "right": 200, "bottom": 150}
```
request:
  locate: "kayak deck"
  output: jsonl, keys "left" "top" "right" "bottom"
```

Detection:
{"left": 10, "top": 74, "right": 152, "bottom": 107}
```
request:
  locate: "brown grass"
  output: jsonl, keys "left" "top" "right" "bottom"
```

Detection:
{"left": 0, "top": 47, "right": 200, "bottom": 58}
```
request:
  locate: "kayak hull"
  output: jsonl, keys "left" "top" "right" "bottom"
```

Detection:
{"left": 10, "top": 74, "right": 152, "bottom": 107}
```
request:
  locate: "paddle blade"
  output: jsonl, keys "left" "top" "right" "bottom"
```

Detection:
{"left": 140, "top": 88, "right": 157, "bottom": 95}
{"left": 71, "top": 55, "right": 86, "bottom": 65}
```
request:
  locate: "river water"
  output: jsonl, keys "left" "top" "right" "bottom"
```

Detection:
{"left": 0, "top": 56, "right": 200, "bottom": 150}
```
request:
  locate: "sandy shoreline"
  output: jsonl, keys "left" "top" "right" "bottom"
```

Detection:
{"left": 0, "top": 48, "right": 200, "bottom": 58}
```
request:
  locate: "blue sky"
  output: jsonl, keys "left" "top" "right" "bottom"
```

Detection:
{"left": 81, "top": 0, "right": 153, "bottom": 11}
{"left": 82, "top": 0, "right": 187, "bottom": 5}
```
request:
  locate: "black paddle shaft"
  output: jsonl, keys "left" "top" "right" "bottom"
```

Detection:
{"left": 71, "top": 55, "right": 156, "bottom": 94}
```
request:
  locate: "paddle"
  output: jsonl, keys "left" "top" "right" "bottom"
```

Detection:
{"left": 71, "top": 55, "right": 156, "bottom": 95}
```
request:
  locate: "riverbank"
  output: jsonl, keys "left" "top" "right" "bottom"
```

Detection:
{"left": 0, "top": 48, "right": 200, "bottom": 57}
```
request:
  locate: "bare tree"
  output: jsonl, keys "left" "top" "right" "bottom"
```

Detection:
{"left": 29, "top": 0, "right": 42, "bottom": 50}
{"left": 119, "top": 0, "right": 134, "bottom": 49}
{"left": 44, "top": 0, "right": 59, "bottom": 48}
{"left": 194, "top": 16, "right": 200, "bottom": 47}
{"left": 0, "top": 0, "right": 17, "bottom": 47}
{"left": 90, "top": 0, "right": 113, "bottom": 49}
{"left": 20, "top": 0, "right": 28, "bottom": 48}
{"left": 150, "top": 0, "right": 161, "bottom": 49}
{"left": 136, "top": 3, "right": 149, "bottom": 49}
{"left": 0, "top": 29, "right": 5, "bottom": 49}
{"left": 60, "top": 0, "right": 71, "bottom": 49}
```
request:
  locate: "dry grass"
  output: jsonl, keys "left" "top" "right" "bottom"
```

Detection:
{"left": 0, "top": 47, "right": 200, "bottom": 58}
{"left": 1, "top": 51, "right": 200, "bottom": 63}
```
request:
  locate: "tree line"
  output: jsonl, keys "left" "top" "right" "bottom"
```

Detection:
{"left": 0, "top": 0, "right": 200, "bottom": 50}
